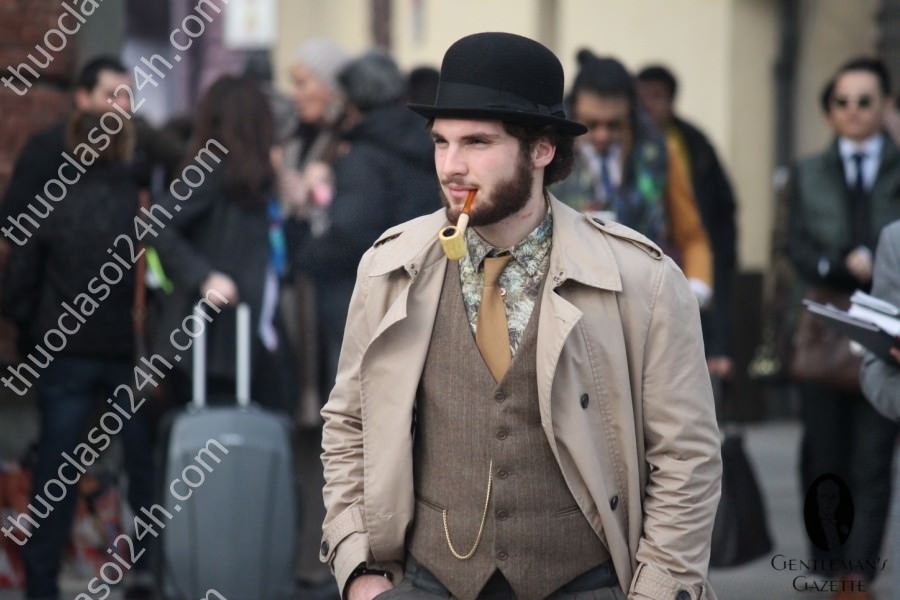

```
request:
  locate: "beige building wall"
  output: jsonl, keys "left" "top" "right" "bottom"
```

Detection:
{"left": 391, "top": 0, "right": 544, "bottom": 69}
{"left": 557, "top": 0, "right": 781, "bottom": 270}
{"left": 727, "top": 0, "right": 779, "bottom": 270}
{"left": 793, "top": 0, "right": 879, "bottom": 159}
{"left": 272, "top": 0, "right": 370, "bottom": 89}
{"left": 556, "top": 0, "right": 732, "bottom": 153}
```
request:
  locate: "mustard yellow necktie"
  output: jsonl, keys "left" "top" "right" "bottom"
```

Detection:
{"left": 476, "top": 255, "right": 513, "bottom": 382}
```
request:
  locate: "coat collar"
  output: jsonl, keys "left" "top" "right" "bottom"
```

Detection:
{"left": 547, "top": 195, "right": 623, "bottom": 292}
{"left": 365, "top": 196, "right": 624, "bottom": 292}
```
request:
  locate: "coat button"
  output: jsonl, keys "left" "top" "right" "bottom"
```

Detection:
{"left": 320, "top": 541, "right": 329, "bottom": 556}
{"left": 497, "top": 469, "right": 509, "bottom": 479}
{"left": 675, "top": 591, "right": 691, "bottom": 600}
{"left": 580, "top": 393, "right": 589, "bottom": 409}
{"left": 609, "top": 495, "right": 619, "bottom": 510}
{"left": 496, "top": 428, "right": 509, "bottom": 440}
{"left": 496, "top": 509, "right": 509, "bottom": 520}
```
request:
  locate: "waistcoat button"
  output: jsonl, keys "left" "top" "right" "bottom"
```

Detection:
{"left": 580, "top": 393, "right": 590, "bottom": 409}
{"left": 497, "top": 550, "right": 509, "bottom": 561}
{"left": 609, "top": 495, "right": 619, "bottom": 510}
{"left": 496, "top": 509, "right": 509, "bottom": 520}
{"left": 496, "top": 428, "right": 509, "bottom": 440}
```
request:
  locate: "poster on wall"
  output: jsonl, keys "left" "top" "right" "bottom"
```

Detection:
{"left": 224, "top": 0, "right": 277, "bottom": 48}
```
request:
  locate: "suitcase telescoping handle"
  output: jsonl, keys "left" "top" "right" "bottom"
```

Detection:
{"left": 191, "top": 302, "right": 251, "bottom": 408}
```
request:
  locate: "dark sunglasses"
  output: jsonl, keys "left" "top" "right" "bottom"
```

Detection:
{"left": 833, "top": 95, "right": 875, "bottom": 110}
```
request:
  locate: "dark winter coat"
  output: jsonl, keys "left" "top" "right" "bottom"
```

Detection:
{"left": 1, "top": 164, "right": 139, "bottom": 358}
{"left": 291, "top": 104, "right": 440, "bottom": 282}
{"left": 152, "top": 172, "right": 276, "bottom": 382}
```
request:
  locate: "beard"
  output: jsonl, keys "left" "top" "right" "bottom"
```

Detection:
{"left": 441, "top": 147, "right": 534, "bottom": 227}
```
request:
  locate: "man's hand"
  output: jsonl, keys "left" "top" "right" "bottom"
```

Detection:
{"left": 346, "top": 574, "right": 394, "bottom": 600}
{"left": 890, "top": 344, "right": 900, "bottom": 365}
{"left": 845, "top": 246, "right": 874, "bottom": 283}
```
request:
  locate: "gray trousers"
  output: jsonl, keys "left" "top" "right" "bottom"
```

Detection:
{"left": 375, "top": 559, "right": 626, "bottom": 600}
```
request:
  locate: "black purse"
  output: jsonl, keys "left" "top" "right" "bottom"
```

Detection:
{"left": 709, "top": 378, "right": 774, "bottom": 568}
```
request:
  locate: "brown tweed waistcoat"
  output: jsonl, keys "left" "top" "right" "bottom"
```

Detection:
{"left": 408, "top": 261, "right": 608, "bottom": 600}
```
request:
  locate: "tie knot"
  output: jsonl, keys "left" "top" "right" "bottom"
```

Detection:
{"left": 482, "top": 255, "right": 512, "bottom": 287}
{"left": 853, "top": 152, "right": 866, "bottom": 165}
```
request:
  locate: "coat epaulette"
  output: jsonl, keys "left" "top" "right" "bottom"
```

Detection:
{"left": 587, "top": 217, "right": 663, "bottom": 259}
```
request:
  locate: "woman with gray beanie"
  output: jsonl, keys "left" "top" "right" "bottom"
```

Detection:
{"left": 279, "top": 39, "right": 351, "bottom": 595}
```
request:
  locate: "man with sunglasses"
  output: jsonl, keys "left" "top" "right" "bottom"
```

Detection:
{"left": 552, "top": 52, "right": 713, "bottom": 311}
{"left": 786, "top": 56, "right": 900, "bottom": 600}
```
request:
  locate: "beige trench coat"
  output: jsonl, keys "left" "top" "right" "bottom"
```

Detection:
{"left": 320, "top": 197, "right": 721, "bottom": 600}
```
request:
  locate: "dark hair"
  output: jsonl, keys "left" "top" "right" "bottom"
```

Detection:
{"left": 407, "top": 65, "right": 440, "bottom": 105}
{"left": 243, "top": 50, "right": 273, "bottom": 83}
{"left": 502, "top": 122, "right": 575, "bottom": 186}
{"left": 77, "top": 56, "right": 127, "bottom": 92}
{"left": 636, "top": 64, "right": 678, "bottom": 100}
{"left": 568, "top": 49, "right": 637, "bottom": 141}
{"left": 337, "top": 50, "right": 406, "bottom": 112}
{"left": 836, "top": 56, "right": 891, "bottom": 96}
{"left": 66, "top": 110, "right": 134, "bottom": 163}
{"left": 185, "top": 75, "right": 275, "bottom": 208}
{"left": 571, "top": 50, "right": 635, "bottom": 103}
{"left": 819, "top": 77, "right": 835, "bottom": 114}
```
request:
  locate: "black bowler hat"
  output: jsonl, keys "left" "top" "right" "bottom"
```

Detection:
{"left": 408, "top": 32, "right": 587, "bottom": 136}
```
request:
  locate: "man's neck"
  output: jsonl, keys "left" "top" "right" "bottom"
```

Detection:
{"left": 473, "top": 190, "right": 547, "bottom": 250}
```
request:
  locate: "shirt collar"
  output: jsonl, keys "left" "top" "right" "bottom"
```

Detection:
{"left": 838, "top": 134, "right": 884, "bottom": 161}
{"left": 579, "top": 141, "right": 622, "bottom": 164}
{"left": 465, "top": 205, "right": 553, "bottom": 277}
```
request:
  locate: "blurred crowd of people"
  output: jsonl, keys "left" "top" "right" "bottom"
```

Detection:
{"left": 1, "top": 32, "right": 900, "bottom": 600}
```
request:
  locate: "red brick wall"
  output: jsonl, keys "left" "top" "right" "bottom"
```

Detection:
{"left": 0, "top": 0, "right": 76, "bottom": 363}
{"left": 0, "top": 0, "right": 75, "bottom": 196}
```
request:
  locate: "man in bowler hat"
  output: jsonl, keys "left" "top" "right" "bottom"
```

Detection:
{"left": 320, "top": 32, "right": 722, "bottom": 600}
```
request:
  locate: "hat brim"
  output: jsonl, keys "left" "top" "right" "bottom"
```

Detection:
{"left": 408, "top": 103, "right": 587, "bottom": 137}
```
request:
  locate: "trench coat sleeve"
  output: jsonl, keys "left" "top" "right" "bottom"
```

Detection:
{"left": 860, "top": 222, "right": 900, "bottom": 420}
{"left": 629, "top": 257, "right": 722, "bottom": 600}
{"left": 664, "top": 139, "right": 713, "bottom": 289}
{"left": 319, "top": 248, "right": 402, "bottom": 593}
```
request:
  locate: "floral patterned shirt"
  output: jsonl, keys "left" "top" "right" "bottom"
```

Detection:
{"left": 459, "top": 208, "right": 552, "bottom": 355}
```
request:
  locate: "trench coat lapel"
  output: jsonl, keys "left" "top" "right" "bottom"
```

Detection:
{"left": 537, "top": 198, "right": 624, "bottom": 460}
{"left": 359, "top": 215, "right": 448, "bottom": 558}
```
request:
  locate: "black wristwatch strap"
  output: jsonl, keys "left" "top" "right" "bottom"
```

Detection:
{"left": 344, "top": 563, "right": 393, "bottom": 598}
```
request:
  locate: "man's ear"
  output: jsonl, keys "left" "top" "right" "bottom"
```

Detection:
{"left": 532, "top": 138, "right": 555, "bottom": 168}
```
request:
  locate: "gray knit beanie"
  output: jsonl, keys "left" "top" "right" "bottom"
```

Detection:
{"left": 337, "top": 50, "right": 406, "bottom": 112}
{"left": 294, "top": 38, "right": 351, "bottom": 90}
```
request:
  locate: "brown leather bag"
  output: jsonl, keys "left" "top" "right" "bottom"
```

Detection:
{"left": 788, "top": 288, "right": 862, "bottom": 391}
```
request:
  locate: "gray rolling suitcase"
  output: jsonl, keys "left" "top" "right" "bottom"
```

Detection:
{"left": 159, "top": 303, "right": 296, "bottom": 599}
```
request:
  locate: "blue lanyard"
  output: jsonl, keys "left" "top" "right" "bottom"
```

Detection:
{"left": 267, "top": 198, "right": 287, "bottom": 277}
